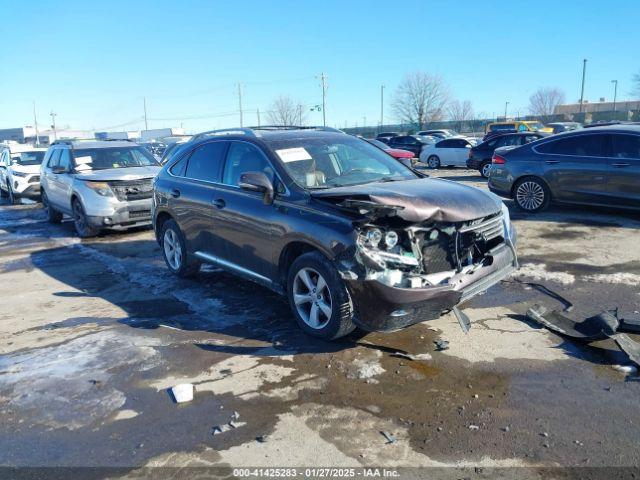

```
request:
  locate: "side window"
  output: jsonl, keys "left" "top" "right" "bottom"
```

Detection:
{"left": 0, "top": 151, "right": 7, "bottom": 166}
{"left": 58, "top": 149, "right": 71, "bottom": 171}
{"left": 47, "top": 149, "right": 61, "bottom": 168}
{"left": 184, "top": 141, "right": 228, "bottom": 182}
{"left": 537, "top": 134, "right": 606, "bottom": 157}
{"left": 524, "top": 135, "right": 538, "bottom": 144}
{"left": 437, "top": 140, "right": 454, "bottom": 148}
{"left": 169, "top": 155, "right": 188, "bottom": 177}
{"left": 222, "top": 142, "right": 272, "bottom": 187}
{"left": 502, "top": 136, "right": 521, "bottom": 147}
{"left": 517, "top": 124, "right": 527, "bottom": 132}
{"left": 611, "top": 135, "right": 640, "bottom": 159}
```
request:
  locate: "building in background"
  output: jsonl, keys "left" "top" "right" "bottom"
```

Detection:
{"left": 555, "top": 100, "right": 640, "bottom": 115}
{"left": 139, "top": 127, "right": 185, "bottom": 142}
{"left": 0, "top": 126, "right": 94, "bottom": 145}
{"left": 94, "top": 131, "right": 140, "bottom": 141}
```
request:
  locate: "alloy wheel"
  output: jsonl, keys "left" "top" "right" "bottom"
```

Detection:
{"left": 428, "top": 156, "right": 439, "bottom": 169}
{"left": 481, "top": 163, "right": 492, "bottom": 178}
{"left": 293, "top": 267, "right": 333, "bottom": 329}
{"left": 516, "top": 181, "right": 545, "bottom": 210}
{"left": 163, "top": 228, "right": 182, "bottom": 270}
{"left": 7, "top": 182, "right": 14, "bottom": 204}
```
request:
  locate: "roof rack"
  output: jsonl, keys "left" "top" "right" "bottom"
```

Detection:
{"left": 190, "top": 125, "right": 344, "bottom": 142}
{"left": 51, "top": 138, "right": 134, "bottom": 146}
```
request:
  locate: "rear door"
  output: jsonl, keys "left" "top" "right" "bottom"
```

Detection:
{"left": 0, "top": 150, "right": 9, "bottom": 188}
{"left": 42, "top": 148, "right": 67, "bottom": 209}
{"left": 167, "top": 140, "right": 229, "bottom": 255}
{"left": 606, "top": 133, "right": 640, "bottom": 208}
{"left": 433, "top": 139, "right": 455, "bottom": 164}
{"left": 534, "top": 133, "right": 610, "bottom": 204}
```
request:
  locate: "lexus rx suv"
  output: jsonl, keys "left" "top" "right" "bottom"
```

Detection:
{"left": 40, "top": 139, "right": 161, "bottom": 237}
{"left": 153, "top": 126, "right": 518, "bottom": 339}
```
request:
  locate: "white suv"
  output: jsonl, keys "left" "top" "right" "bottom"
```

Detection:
{"left": 40, "top": 139, "right": 161, "bottom": 237}
{"left": 0, "top": 145, "right": 47, "bottom": 204}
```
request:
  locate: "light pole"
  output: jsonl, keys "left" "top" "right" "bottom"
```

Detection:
{"left": 50, "top": 111, "right": 57, "bottom": 141}
{"left": 504, "top": 101, "right": 509, "bottom": 119}
{"left": 579, "top": 59, "right": 587, "bottom": 113}
{"left": 611, "top": 80, "right": 618, "bottom": 113}
{"left": 380, "top": 85, "right": 384, "bottom": 133}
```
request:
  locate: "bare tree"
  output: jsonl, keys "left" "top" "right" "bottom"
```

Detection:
{"left": 267, "top": 95, "right": 307, "bottom": 126}
{"left": 392, "top": 72, "right": 449, "bottom": 129}
{"left": 447, "top": 100, "right": 474, "bottom": 132}
{"left": 528, "top": 87, "right": 566, "bottom": 116}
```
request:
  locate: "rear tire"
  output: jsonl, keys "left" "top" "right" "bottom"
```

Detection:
{"left": 479, "top": 161, "right": 492, "bottom": 178}
{"left": 0, "top": 182, "right": 7, "bottom": 198}
{"left": 427, "top": 155, "right": 441, "bottom": 169}
{"left": 161, "top": 219, "right": 200, "bottom": 277}
{"left": 72, "top": 199, "right": 100, "bottom": 237}
{"left": 287, "top": 251, "right": 356, "bottom": 340}
{"left": 513, "top": 177, "right": 551, "bottom": 212}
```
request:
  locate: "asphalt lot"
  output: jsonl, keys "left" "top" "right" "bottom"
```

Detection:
{"left": 1, "top": 168, "right": 639, "bottom": 478}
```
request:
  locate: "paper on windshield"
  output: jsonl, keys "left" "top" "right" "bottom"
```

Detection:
{"left": 275, "top": 147, "right": 312, "bottom": 163}
{"left": 75, "top": 156, "right": 93, "bottom": 165}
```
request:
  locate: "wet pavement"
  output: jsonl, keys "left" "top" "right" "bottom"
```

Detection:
{"left": 0, "top": 170, "right": 639, "bottom": 478}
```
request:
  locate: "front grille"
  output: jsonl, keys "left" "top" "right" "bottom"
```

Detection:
{"left": 108, "top": 179, "right": 153, "bottom": 202}
{"left": 460, "top": 212, "right": 504, "bottom": 242}
{"left": 129, "top": 210, "right": 151, "bottom": 219}
{"left": 29, "top": 175, "right": 40, "bottom": 184}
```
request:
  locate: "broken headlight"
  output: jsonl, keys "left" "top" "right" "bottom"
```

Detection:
{"left": 361, "top": 227, "right": 401, "bottom": 251}
{"left": 365, "top": 228, "right": 382, "bottom": 247}
{"left": 385, "top": 231, "right": 398, "bottom": 249}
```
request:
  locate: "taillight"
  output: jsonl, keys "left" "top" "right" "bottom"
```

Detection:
{"left": 492, "top": 154, "right": 506, "bottom": 165}
{"left": 468, "top": 150, "right": 473, "bottom": 159}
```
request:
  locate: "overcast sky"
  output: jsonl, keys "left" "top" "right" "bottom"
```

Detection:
{"left": 1, "top": 0, "right": 638, "bottom": 132}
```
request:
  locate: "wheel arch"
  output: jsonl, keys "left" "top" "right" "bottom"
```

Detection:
{"left": 154, "top": 210, "right": 174, "bottom": 244}
{"left": 277, "top": 241, "right": 328, "bottom": 290}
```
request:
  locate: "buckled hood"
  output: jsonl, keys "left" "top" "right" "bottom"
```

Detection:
{"left": 310, "top": 177, "right": 503, "bottom": 223}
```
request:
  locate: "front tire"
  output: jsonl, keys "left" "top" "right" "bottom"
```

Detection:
{"left": 427, "top": 155, "right": 441, "bottom": 169}
{"left": 72, "top": 199, "right": 100, "bottom": 237}
{"left": 479, "top": 161, "right": 492, "bottom": 179}
{"left": 513, "top": 177, "right": 551, "bottom": 212}
{"left": 42, "top": 191, "right": 63, "bottom": 223}
{"left": 161, "top": 219, "right": 200, "bottom": 277}
{"left": 287, "top": 251, "right": 356, "bottom": 340}
{"left": 7, "top": 182, "right": 17, "bottom": 205}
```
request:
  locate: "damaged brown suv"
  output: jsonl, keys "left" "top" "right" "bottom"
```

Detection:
{"left": 153, "top": 126, "right": 518, "bottom": 339}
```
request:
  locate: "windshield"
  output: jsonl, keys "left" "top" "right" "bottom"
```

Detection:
{"left": 12, "top": 151, "right": 45, "bottom": 166}
{"left": 72, "top": 147, "right": 159, "bottom": 171}
{"left": 268, "top": 135, "right": 417, "bottom": 189}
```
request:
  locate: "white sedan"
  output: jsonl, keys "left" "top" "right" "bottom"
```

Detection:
{"left": 418, "top": 137, "right": 473, "bottom": 169}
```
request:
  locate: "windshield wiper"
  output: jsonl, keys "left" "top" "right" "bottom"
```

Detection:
{"left": 378, "top": 176, "right": 407, "bottom": 183}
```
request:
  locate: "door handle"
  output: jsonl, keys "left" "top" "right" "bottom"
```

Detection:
{"left": 612, "top": 162, "right": 630, "bottom": 167}
{"left": 170, "top": 188, "right": 180, "bottom": 198}
{"left": 212, "top": 198, "right": 226, "bottom": 209}
{"left": 545, "top": 160, "right": 559, "bottom": 165}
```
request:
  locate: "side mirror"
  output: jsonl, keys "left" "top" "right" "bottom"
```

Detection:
{"left": 51, "top": 165, "right": 68, "bottom": 174}
{"left": 239, "top": 171, "right": 274, "bottom": 205}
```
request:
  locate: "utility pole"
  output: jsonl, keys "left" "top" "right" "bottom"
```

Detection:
{"left": 237, "top": 83, "right": 244, "bottom": 127}
{"left": 143, "top": 97, "right": 149, "bottom": 131}
{"left": 318, "top": 73, "right": 327, "bottom": 126}
{"left": 50, "top": 111, "right": 57, "bottom": 141}
{"left": 257, "top": 108, "right": 261, "bottom": 127}
{"left": 33, "top": 101, "right": 40, "bottom": 146}
{"left": 611, "top": 80, "right": 618, "bottom": 113}
{"left": 504, "top": 101, "right": 509, "bottom": 119}
{"left": 579, "top": 59, "right": 587, "bottom": 114}
{"left": 380, "top": 85, "right": 385, "bottom": 132}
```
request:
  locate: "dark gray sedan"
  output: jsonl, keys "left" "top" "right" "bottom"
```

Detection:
{"left": 488, "top": 125, "right": 640, "bottom": 212}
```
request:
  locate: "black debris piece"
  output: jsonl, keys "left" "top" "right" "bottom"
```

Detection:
{"left": 434, "top": 339, "right": 450, "bottom": 351}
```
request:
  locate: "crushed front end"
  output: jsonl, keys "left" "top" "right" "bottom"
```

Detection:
{"left": 335, "top": 201, "right": 518, "bottom": 332}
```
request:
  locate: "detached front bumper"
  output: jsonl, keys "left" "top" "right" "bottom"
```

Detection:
{"left": 346, "top": 242, "right": 517, "bottom": 332}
